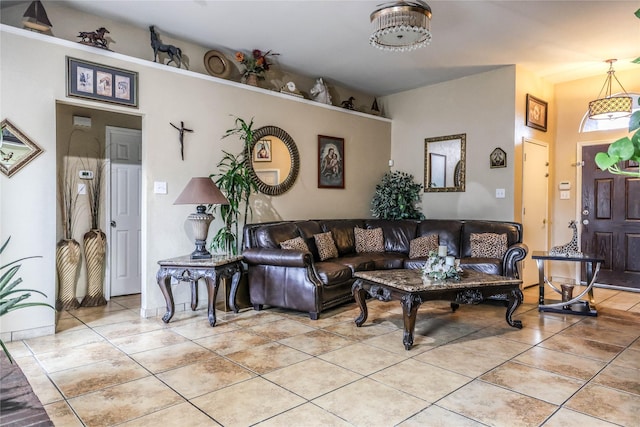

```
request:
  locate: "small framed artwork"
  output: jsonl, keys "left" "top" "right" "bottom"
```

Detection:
{"left": 318, "top": 135, "right": 345, "bottom": 188}
{"left": 253, "top": 139, "right": 272, "bottom": 162}
{"left": 1, "top": 119, "right": 44, "bottom": 178}
{"left": 526, "top": 94, "right": 547, "bottom": 132}
{"left": 490, "top": 147, "right": 507, "bottom": 168}
{"left": 66, "top": 57, "right": 138, "bottom": 107}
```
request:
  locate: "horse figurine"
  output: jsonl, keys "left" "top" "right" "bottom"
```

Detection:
{"left": 310, "top": 78, "right": 332, "bottom": 105}
{"left": 78, "top": 27, "right": 110, "bottom": 49}
{"left": 149, "top": 26, "right": 186, "bottom": 69}
{"left": 549, "top": 220, "right": 582, "bottom": 257}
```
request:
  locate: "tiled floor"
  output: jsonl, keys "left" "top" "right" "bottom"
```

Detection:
{"left": 7, "top": 284, "right": 640, "bottom": 426}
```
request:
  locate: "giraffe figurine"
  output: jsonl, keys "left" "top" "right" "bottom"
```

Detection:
{"left": 549, "top": 220, "right": 582, "bottom": 257}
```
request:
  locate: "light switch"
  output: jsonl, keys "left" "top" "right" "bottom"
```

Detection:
{"left": 495, "top": 188, "right": 505, "bottom": 199}
{"left": 560, "top": 190, "right": 570, "bottom": 200}
{"left": 154, "top": 181, "right": 167, "bottom": 194}
{"left": 77, "top": 183, "right": 86, "bottom": 195}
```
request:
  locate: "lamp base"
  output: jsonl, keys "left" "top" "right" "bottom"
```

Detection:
{"left": 191, "top": 238, "right": 212, "bottom": 259}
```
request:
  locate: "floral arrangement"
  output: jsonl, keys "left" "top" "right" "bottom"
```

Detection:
{"left": 234, "top": 49, "right": 279, "bottom": 80}
{"left": 422, "top": 251, "right": 463, "bottom": 281}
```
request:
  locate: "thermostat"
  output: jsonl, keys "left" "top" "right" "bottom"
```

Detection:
{"left": 559, "top": 181, "right": 571, "bottom": 190}
{"left": 79, "top": 170, "right": 94, "bottom": 179}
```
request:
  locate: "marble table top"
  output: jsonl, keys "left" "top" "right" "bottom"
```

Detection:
{"left": 158, "top": 254, "right": 243, "bottom": 267}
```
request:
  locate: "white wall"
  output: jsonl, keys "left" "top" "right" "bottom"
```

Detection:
{"left": 0, "top": 26, "right": 391, "bottom": 339}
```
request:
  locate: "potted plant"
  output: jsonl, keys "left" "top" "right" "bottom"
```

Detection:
{"left": 595, "top": 109, "right": 640, "bottom": 178}
{"left": 371, "top": 170, "right": 425, "bottom": 220}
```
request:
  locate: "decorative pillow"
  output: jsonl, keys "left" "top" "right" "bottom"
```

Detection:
{"left": 314, "top": 232, "right": 339, "bottom": 261}
{"left": 354, "top": 227, "right": 384, "bottom": 253}
{"left": 280, "top": 236, "right": 310, "bottom": 252}
{"left": 470, "top": 233, "right": 508, "bottom": 258}
{"left": 409, "top": 234, "right": 439, "bottom": 259}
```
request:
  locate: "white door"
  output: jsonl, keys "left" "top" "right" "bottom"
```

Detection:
{"left": 522, "top": 139, "right": 549, "bottom": 287}
{"left": 106, "top": 127, "right": 142, "bottom": 297}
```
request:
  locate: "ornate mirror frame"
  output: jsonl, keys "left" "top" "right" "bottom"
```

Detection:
{"left": 424, "top": 133, "right": 466, "bottom": 192}
{"left": 246, "top": 125, "right": 300, "bottom": 196}
{"left": 1, "top": 119, "right": 44, "bottom": 178}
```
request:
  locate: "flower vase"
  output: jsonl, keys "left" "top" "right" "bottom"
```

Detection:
{"left": 55, "top": 238, "right": 81, "bottom": 311}
{"left": 245, "top": 73, "right": 258, "bottom": 87}
{"left": 81, "top": 229, "right": 107, "bottom": 307}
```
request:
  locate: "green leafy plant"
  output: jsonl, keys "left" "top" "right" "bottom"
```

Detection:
{"left": 371, "top": 170, "right": 425, "bottom": 220}
{"left": 595, "top": 110, "right": 640, "bottom": 177}
{"left": 0, "top": 237, "right": 53, "bottom": 363}
{"left": 209, "top": 116, "right": 258, "bottom": 255}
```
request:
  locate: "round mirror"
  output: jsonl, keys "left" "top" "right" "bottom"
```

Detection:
{"left": 246, "top": 126, "right": 300, "bottom": 196}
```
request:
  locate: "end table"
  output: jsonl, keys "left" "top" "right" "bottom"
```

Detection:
{"left": 156, "top": 255, "right": 243, "bottom": 326}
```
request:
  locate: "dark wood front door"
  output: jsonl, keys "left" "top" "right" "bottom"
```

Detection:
{"left": 581, "top": 144, "right": 640, "bottom": 289}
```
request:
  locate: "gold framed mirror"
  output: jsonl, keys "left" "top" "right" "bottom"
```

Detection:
{"left": 424, "top": 133, "right": 466, "bottom": 192}
{"left": 246, "top": 126, "right": 300, "bottom": 196}
{"left": 1, "top": 119, "right": 44, "bottom": 178}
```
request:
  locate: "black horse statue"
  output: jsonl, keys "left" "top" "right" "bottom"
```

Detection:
{"left": 149, "top": 26, "right": 186, "bottom": 69}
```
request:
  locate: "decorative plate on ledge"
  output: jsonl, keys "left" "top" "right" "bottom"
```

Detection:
{"left": 203, "top": 50, "right": 231, "bottom": 79}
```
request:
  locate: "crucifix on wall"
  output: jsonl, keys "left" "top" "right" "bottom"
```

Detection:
{"left": 170, "top": 121, "right": 193, "bottom": 160}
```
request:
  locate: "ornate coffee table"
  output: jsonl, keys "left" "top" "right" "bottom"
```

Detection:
{"left": 352, "top": 269, "right": 523, "bottom": 350}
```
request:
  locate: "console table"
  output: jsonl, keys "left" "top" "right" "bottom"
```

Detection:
{"left": 532, "top": 251, "right": 604, "bottom": 316}
{"left": 156, "top": 255, "right": 243, "bottom": 326}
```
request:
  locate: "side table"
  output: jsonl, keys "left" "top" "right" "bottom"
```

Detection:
{"left": 532, "top": 251, "right": 603, "bottom": 316}
{"left": 156, "top": 255, "right": 243, "bottom": 326}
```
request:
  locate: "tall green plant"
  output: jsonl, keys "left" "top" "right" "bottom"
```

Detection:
{"left": 210, "top": 116, "right": 258, "bottom": 255}
{"left": 371, "top": 171, "right": 425, "bottom": 220}
{"left": 0, "top": 237, "right": 53, "bottom": 363}
{"left": 594, "top": 103, "right": 640, "bottom": 178}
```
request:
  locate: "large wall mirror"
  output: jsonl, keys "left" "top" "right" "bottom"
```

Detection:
{"left": 247, "top": 125, "right": 300, "bottom": 196}
{"left": 424, "top": 133, "right": 466, "bottom": 192}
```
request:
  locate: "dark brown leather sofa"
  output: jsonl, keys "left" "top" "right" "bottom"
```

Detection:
{"left": 242, "top": 219, "right": 527, "bottom": 319}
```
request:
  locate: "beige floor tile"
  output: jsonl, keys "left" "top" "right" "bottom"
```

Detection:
{"left": 312, "top": 377, "right": 427, "bottom": 427}
{"left": 23, "top": 328, "right": 105, "bottom": 354}
{"left": 191, "top": 377, "right": 305, "bottom": 426}
{"left": 565, "top": 383, "right": 640, "bottom": 426}
{"left": 44, "top": 401, "right": 84, "bottom": 427}
{"left": 130, "top": 341, "right": 217, "bottom": 373}
{"left": 371, "top": 358, "right": 471, "bottom": 402}
{"left": 14, "top": 355, "right": 64, "bottom": 405}
{"left": 472, "top": 323, "right": 555, "bottom": 345}
{"left": 34, "top": 341, "right": 125, "bottom": 373}
{"left": 227, "top": 311, "right": 286, "bottom": 328}
{"left": 592, "top": 363, "right": 640, "bottom": 395}
{"left": 278, "top": 329, "right": 354, "bottom": 355}
{"left": 110, "top": 329, "right": 189, "bottom": 354}
{"left": 255, "top": 402, "right": 353, "bottom": 427}
{"left": 55, "top": 316, "right": 88, "bottom": 333}
{"left": 67, "top": 376, "right": 185, "bottom": 426}
{"left": 264, "top": 357, "right": 362, "bottom": 400}
{"left": 50, "top": 354, "right": 149, "bottom": 398}
{"left": 323, "top": 319, "right": 397, "bottom": 341}
{"left": 516, "top": 311, "right": 574, "bottom": 333}
{"left": 246, "top": 318, "right": 317, "bottom": 340}
{"left": 438, "top": 380, "right": 557, "bottom": 427}
{"left": 120, "top": 402, "right": 220, "bottom": 426}
{"left": 113, "top": 294, "right": 142, "bottom": 309}
{"left": 542, "top": 407, "right": 619, "bottom": 427}
{"left": 397, "top": 404, "right": 486, "bottom": 427}
{"left": 3, "top": 340, "right": 32, "bottom": 358}
{"left": 195, "top": 329, "right": 272, "bottom": 355}
{"left": 318, "top": 342, "right": 407, "bottom": 375}
{"left": 514, "top": 346, "right": 606, "bottom": 381}
{"left": 612, "top": 346, "right": 640, "bottom": 370}
{"left": 362, "top": 329, "right": 438, "bottom": 354}
{"left": 560, "top": 321, "right": 638, "bottom": 347}
{"left": 448, "top": 334, "right": 532, "bottom": 360}
{"left": 480, "top": 361, "right": 585, "bottom": 405}
{"left": 73, "top": 307, "right": 141, "bottom": 327}
{"left": 539, "top": 334, "right": 624, "bottom": 362}
{"left": 92, "top": 318, "right": 166, "bottom": 339}
{"left": 413, "top": 344, "right": 507, "bottom": 377}
{"left": 225, "top": 341, "right": 311, "bottom": 374}
{"left": 169, "top": 318, "right": 241, "bottom": 340}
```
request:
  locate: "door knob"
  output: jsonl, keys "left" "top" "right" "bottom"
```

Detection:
{"left": 582, "top": 219, "right": 589, "bottom": 225}
{"left": 582, "top": 209, "right": 589, "bottom": 215}
{"left": 110, "top": 220, "right": 117, "bottom": 227}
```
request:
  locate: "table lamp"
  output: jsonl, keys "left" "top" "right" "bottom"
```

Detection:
{"left": 174, "top": 177, "right": 229, "bottom": 259}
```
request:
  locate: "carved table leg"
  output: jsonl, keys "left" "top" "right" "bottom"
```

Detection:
{"left": 450, "top": 302, "right": 459, "bottom": 312}
{"left": 156, "top": 269, "right": 175, "bottom": 323}
{"left": 229, "top": 267, "right": 242, "bottom": 313}
{"left": 205, "top": 273, "right": 219, "bottom": 327}
{"left": 352, "top": 279, "right": 368, "bottom": 327}
{"left": 506, "top": 287, "right": 523, "bottom": 329}
{"left": 401, "top": 294, "right": 421, "bottom": 350}
{"left": 190, "top": 280, "right": 198, "bottom": 311}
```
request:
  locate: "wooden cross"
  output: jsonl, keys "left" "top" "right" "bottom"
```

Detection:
{"left": 170, "top": 121, "right": 193, "bottom": 160}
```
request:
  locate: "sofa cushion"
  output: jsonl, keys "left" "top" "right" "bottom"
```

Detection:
{"left": 461, "top": 221, "right": 521, "bottom": 258}
{"left": 314, "top": 232, "right": 339, "bottom": 261}
{"left": 354, "top": 227, "right": 384, "bottom": 253}
{"left": 255, "top": 222, "right": 300, "bottom": 248}
{"left": 295, "top": 221, "right": 323, "bottom": 261}
{"left": 320, "top": 219, "right": 365, "bottom": 255}
{"left": 364, "top": 252, "right": 407, "bottom": 269}
{"left": 313, "top": 261, "right": 353, "bottom": 286}
{"left": 365, "top": 219, "right": 418, "bottom": 253}
{"left": 280, "top": 236, "right": 310, "bottom": 252}
{"left": 334, "top": 254, "right": 376, "bottom": 273}
{"left": 417, "top": 220, "right": 462, "bottom": 258}
{"left": 460, "top": 258, "right": 502, "bottom": 276}
{"left": 470, "top": 233, "right": 508, "bottom": 258}
{"left": 409, "top": 234, "right": 439, "bottom": 259}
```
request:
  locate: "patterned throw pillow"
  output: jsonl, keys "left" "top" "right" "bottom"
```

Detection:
{"left": 314, "top": 232, "right": 339, "bottom": 261}
{"left": 470, "top": 233, "right": 508, "bottom": 258}
{"left": 354, "top": 227, "right": 384, "bottom": 253}
{"left": 280, "top": 236, "right": 310, "bottom": 252}
{"left": 409, "top": 234, "right": 439, "bottom": 259}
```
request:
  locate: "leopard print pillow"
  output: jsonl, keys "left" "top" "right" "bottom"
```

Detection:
{"left": 470, "top": 233, "right": 508, "bottom": 258}
{"left": 409, "top": 234, "right": 439, "bottom": 259}
{"left": 354, "top": 227, "right": 384, "bottom": 253}
{"left": 314, "top": 232, "right": 339, "bottom": 261}
{"left": 280, "top": 236, "right": 310, "bottom": 252}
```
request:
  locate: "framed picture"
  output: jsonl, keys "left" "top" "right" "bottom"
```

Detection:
{"left": 253, "top": 139, "right": 272, "bottom": 162}
{"left": 66, "top": 57, "right": 138, "bottom": 107}
{"left": 1, "top": 119, "right": 44, "bottom": 178}
{"left": 490, "top": 147, "right": 507, "bottom": 168}
{"left": 526, "top": 94, "right": 547, "bottom": 132}
{"left": 318, "top": 135, "right": 345, "bottom": 188}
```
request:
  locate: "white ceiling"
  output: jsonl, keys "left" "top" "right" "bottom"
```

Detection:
{"left": 58, "top": 0, "right": 639, "bottom": 96}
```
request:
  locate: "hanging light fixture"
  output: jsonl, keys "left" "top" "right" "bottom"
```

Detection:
{"left": 588, "top": 59, "right": 632, "bottom": 120}
{"left": 370, "top": 1, "right": 432, "bottom": 52}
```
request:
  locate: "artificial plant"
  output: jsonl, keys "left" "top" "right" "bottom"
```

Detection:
{"left": 209, "top": 116, "right": 258, "bottom": 255}
{"left": 371, "top": 170, "right": 425, "bottom": 220}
